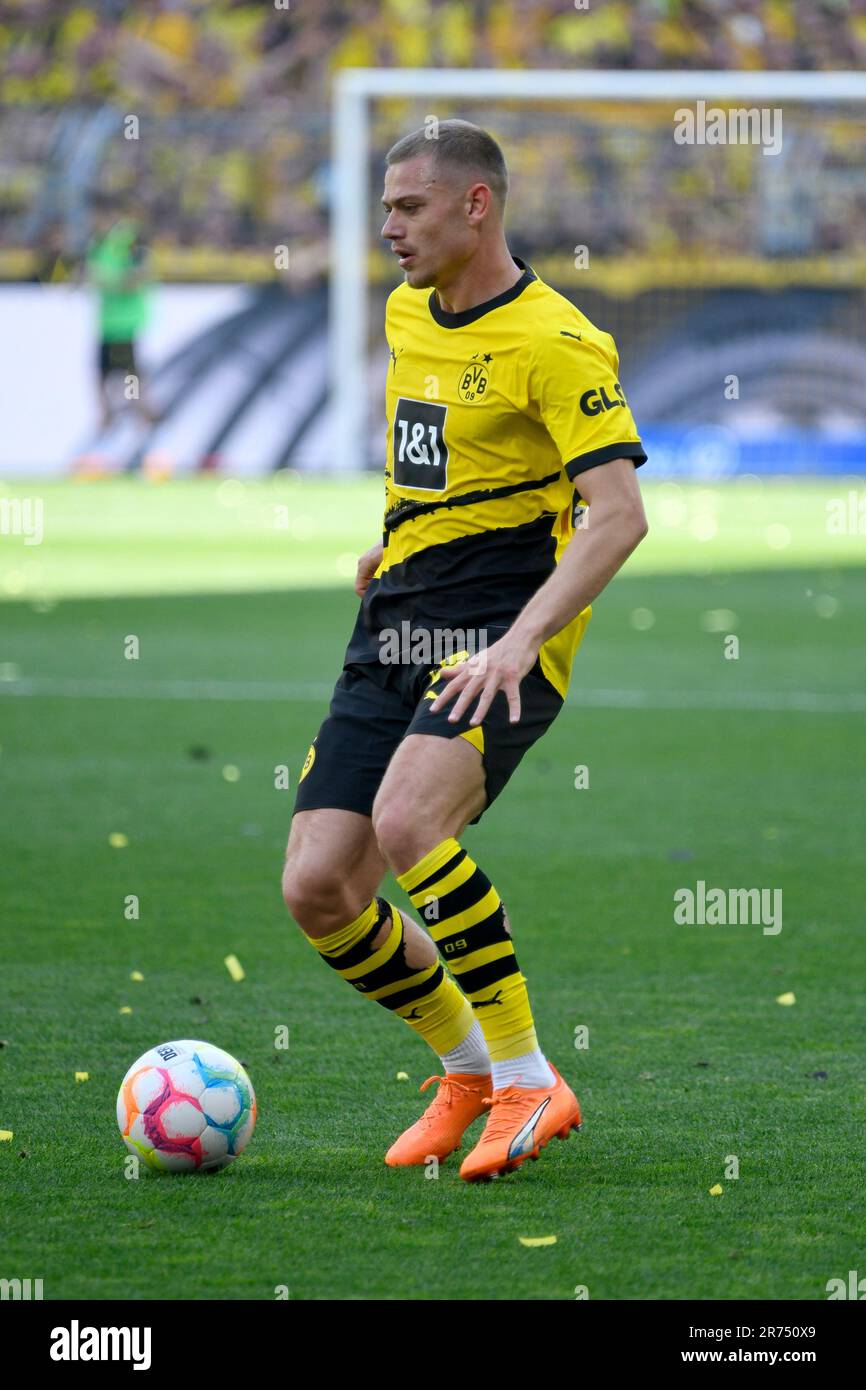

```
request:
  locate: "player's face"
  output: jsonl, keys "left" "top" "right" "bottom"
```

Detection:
{"left": 380, "top": 157, "right": 476, "bottom": 290}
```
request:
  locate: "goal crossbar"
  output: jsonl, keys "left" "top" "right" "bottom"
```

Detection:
{"left": 331, "top": 68, "right": 866, "bottom": 465}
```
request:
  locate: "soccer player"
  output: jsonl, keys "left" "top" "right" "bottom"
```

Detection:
{"left": 86, "top": 202, "right": 158, "bottom": 434}
{"left": 283, "top": 121, "right": 647, "bottom": 1181}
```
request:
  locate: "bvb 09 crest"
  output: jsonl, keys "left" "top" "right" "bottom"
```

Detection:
{"left": 458, "top": 357, "right": 490, "bottom": 403}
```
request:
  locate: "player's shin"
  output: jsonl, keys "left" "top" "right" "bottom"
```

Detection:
{"left": 397, "top": 839, "right": 555, "bottom": 1090}
{"left": 307, "top": 896, "right": 480, "bottom": 1062}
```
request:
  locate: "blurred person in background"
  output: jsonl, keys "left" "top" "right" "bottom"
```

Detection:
{"left": 86, "top": 198, "right": 160, "bottom": 435}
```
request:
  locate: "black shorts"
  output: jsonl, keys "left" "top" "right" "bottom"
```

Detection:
{"left": 292, "top": 634, "right": 564, "bottom": 826}
{"left": 99, "top": 340, "right": 137, "bottom": 379}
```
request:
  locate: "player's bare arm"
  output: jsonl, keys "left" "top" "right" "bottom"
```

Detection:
{"left": 430, "top": 456, "right": 648, "bottom": 726}
{"left": 354, "top": 539, "right": 384, "bottom": 597}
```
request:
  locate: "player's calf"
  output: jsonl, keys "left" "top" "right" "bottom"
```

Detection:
{"left": 283, "top": 812, "right": 491, "bottom": 1126}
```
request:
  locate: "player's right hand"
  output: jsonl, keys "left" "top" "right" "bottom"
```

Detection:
{"left": 355, "top": 540, "right": 384, "bottom": 597}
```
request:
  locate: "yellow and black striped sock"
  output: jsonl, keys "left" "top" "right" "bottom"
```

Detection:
{"left": 397, "top": 839, "right": 538, "bottom": 1062}
{"left": 309, "top": 896, "right": 474, "bottom": 1058}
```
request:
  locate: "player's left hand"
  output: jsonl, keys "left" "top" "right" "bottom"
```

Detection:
{"left": 429, "top": 633, "right": 539, "bottom": 727}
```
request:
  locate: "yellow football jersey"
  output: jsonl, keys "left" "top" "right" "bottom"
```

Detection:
{"left": 350, "top": 258, "right": 646, "bottom": 698}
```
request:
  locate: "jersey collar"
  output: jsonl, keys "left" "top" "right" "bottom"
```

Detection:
{"left": 427, "top": 256, "right": 536, "bottom": 329}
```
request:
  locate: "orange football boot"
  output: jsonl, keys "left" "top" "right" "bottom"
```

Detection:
{"left": 385, "top": 1072, "right": 492, "bottom": 1166}
{"left": 459, "top": 1062, "right": 582, "bottom": 1182}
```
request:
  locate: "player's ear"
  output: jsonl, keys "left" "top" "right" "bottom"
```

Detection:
{"left": 465, "top": 182, "right": 493, "bottom": 224}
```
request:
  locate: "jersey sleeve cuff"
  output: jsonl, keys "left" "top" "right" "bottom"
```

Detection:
{"left": 564, "top": 441, "right": 647, "bottom": 480}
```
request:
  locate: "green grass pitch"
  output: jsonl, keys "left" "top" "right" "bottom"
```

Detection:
{"left": 1, "top": 477, "right": 864, "bottom": 1300}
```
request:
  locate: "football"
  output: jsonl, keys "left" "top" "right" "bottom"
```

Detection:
{"left": 116, "top": 1039, "right": 256, "bottom": 1173}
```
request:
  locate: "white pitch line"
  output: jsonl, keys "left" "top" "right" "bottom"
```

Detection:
{"left": 0, "top": 677, "right": 335, "bottom": 702}
{"left": 0, "top": 676, "right": 862, "bottom": 714}
{"left": 569, "top": 687, "right": 866, "bottom": 713}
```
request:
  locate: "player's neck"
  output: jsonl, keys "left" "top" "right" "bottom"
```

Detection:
{"left": 432, "top": 246, "right": 523, "bottom": 316}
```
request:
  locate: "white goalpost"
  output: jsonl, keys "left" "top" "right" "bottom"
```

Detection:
{"left": 330, "top": 67, "right": 866, "bottom": 467}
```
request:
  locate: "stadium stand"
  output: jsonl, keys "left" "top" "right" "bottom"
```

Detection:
{"left": 2, "top": 0, "right": 864, "bottom": 473}
{"left": 2, "top": 1, "right": 866, "bottom": 278}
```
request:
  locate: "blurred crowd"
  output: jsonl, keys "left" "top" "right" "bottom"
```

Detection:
{"left": 3, "top": 0, "right": 866, "bottom": 105}
{"left": 1, "top": 0, "right": 865, "bottom": 273}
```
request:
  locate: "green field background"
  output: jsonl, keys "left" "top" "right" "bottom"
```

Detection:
{"left": 1, "top": 478, "right": 864, "bottom": 1300}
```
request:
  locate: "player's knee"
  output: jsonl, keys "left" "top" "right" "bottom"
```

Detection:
{"left": 370, "top": 800, "right": 400, "bottom": 860}
{"left": 371, "top": 800, "right": 427, "bottom": 874}
{"left": 281, "top": 852, "right": 373, "bottom": 939}
{"left": 280, "top": 856, "right": 333, "bottom": 931}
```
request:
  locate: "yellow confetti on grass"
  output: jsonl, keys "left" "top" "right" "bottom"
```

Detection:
{"left": 776, "top": 991, "right": 796, "bottom": 1006}
{"left": 709, "top": 1184, "right": 724, "bottom": 1196}
{"left": 119, "top": 1005, "right": 133, "bottom": 1015}
{"left": 396, "top": 1071, "right": 409, "bottom": 1081}
{"left": 129, "top": 971, "right": 144, "bottom": 982}
{"left": 74, "top": 1071, "right": 89, "bottom": 1082}
{"left": 519, "top": 1236, "right": 558, "bottom": 1248}
{"left": 108, "top": 832, "right": 128, "bottom": 848}
{"left": 224, "top": 954, "right": 245, "bottom": 982}
{"left": 0, "top": 1131, "right": 13, "bottom": 1142}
